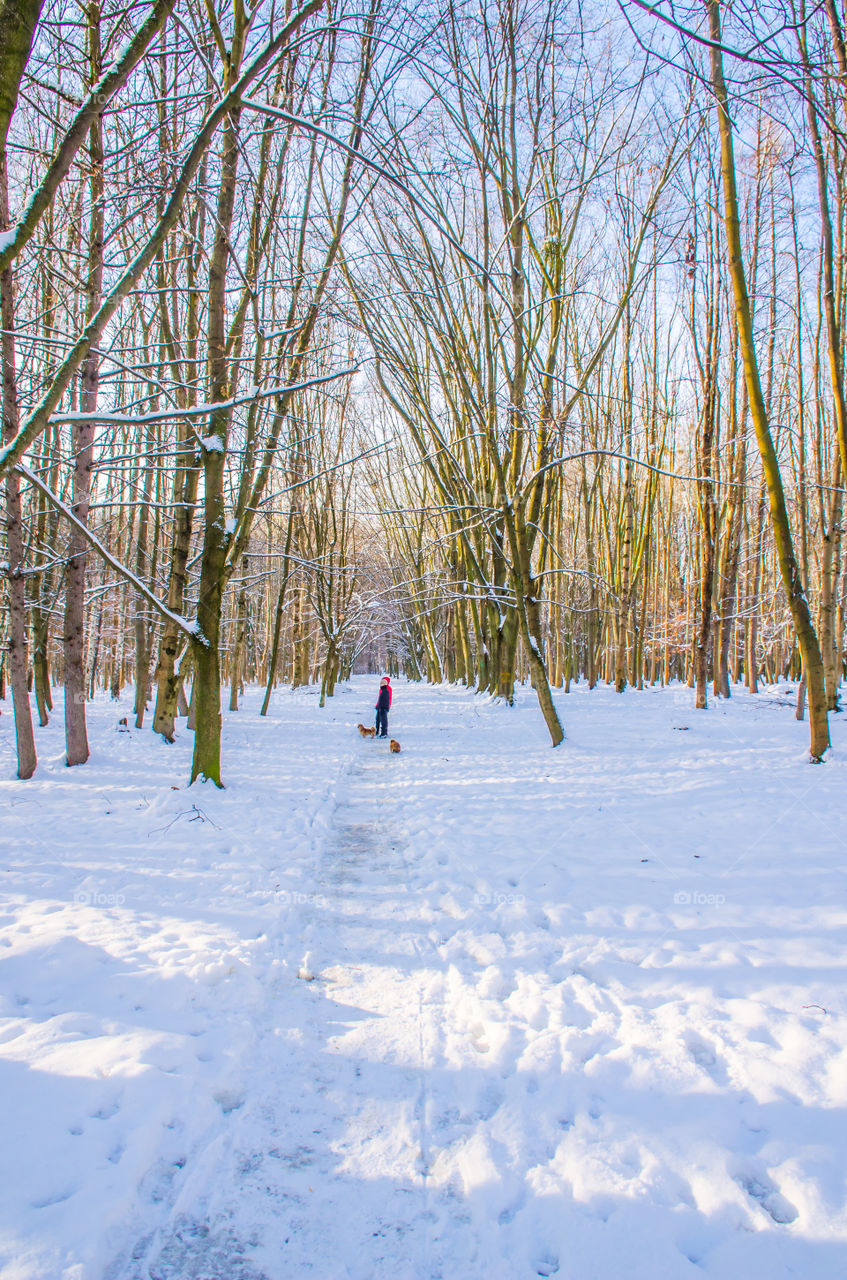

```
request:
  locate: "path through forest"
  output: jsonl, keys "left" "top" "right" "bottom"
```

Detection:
{"left": 120, "top": 731, "right": 519, "bottom": 1279}
{"left": 2, "top": 679, "right": 847, "bottom": 1280}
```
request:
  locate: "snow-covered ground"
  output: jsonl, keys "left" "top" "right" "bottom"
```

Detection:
{"left": 1, "top": 677, "right": 847, "bottom": 1280}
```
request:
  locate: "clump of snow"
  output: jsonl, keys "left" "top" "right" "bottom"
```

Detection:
{"left": 1, "top": 679, "right": 847, "bottom": 1278}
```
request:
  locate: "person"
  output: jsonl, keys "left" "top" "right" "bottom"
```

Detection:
{"left": 375, "top": 675, "right": 392, "bottom": 738}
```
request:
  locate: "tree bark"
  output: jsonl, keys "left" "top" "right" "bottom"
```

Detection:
{"left": 260, "top": 531, "right": 293, "bottom": 716}
{"left": 0, "top": 0, "right": 41, "bottom": 778}
{"left": 707, "top": 0, "right": 829, "bottom": 760}
{"left": 133, "top": 420, "right": 155, "bottom": 726}
{"left": 190, "top": 77, "right": 243, "bottom": 785}
{"left": 63, "top": 1, "right": 103, "bottom": 767}
{"left": 0, "top": 274, "right": 36, "bottom": 778}
{"left": 229, "top": 555, "right": 248, "bottom": 711}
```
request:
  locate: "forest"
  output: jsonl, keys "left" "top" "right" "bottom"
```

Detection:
{"left": 1, "top": 0, "right": 845, "bottom": 783}
{"left": 4, "top": 3, "right": 847, "bottom": 1278}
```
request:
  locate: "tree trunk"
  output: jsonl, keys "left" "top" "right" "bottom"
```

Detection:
{"left": 0, "top": 117, "right": 36, "bottom": 776}
{"left": 261, "top": 577, "right": 289, "bottom": 715}
{"left": 63, "top": 2, "right": 103, "bottom": 767}
{"left": 152, "top": 435, "right": 200, "bottom": 738}
{"left": 150, "top": 134, "right": 207, "bottom": 741}
{"left": 31, "top": 607, "right": 50, "bottom": 727}
{"left": 229, "top": 555, "right": 248, "bottom": 711}
{"left": 1, "top": 359, "right": 35, "bottom": 779}
{"left": 190, "top": 89, "right": 242, "bottom": 785}
{"left": 819, "top": 466, "right": 843, "bottom": 711}
{"left": 707, "top": 0, "right": 829, "bottom": 760}
{"left": 133, "top": 421, "right": 155, "bottom": 726}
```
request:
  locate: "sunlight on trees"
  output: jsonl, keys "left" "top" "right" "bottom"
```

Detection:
{"left": 0, "top": 0, "right": 844, "bottom": 779}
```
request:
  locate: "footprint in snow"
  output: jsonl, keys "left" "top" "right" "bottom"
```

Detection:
{"left": 277, "top": 1145, "right": 315, "bottom": 1169}
{"left": 32, "top": 1188, "right": 75, "bottom": 1209}
{"left": 91, "top": 1100, "right": 120, "bottom": 1120}
{"left": 535, "top": 1254, "right": 560, "bottom": 1276}
{"left": 562, "top": 999, "right": 594, "bottom": 1030}
{"left": 136, "top": 1219, "right": 269, "bottom": 1280}
{"left": 685, "top": 1033, "right": 729, "bottom": 1085}
{"left": 498, "top": 1192, "right": 525, "bottom": 1225}
{"left": 464, "top": 1080, "right": 504, "bottom": 1124}
{"left": 737, "top": 1173, "right": 798, "bottom": 1225}
{"left": 577, "top": 1032, "right": 613, "bottom": 1066}
{"left": 214, "top": 1089, "right": 245, "bottom": 1115}
{"left": 469, "top": 1022, "right": 490, "bottom": 1053}
{"left": 142, "top": 1155, "right": 190, "bottom": 1207}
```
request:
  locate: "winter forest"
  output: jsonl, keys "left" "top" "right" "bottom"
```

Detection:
{"left": 2, "top": 0, "right": 847, "bottom": 1277}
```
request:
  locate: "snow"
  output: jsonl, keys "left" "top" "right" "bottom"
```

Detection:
{"left": 2, "top": 678, "right": 847, "bottom": 1279}
{"left": 48, "top": 383, "right": 292, "bottom": 429}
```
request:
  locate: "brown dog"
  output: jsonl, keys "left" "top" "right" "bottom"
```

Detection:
{"left": 357, "top": 723, "right": 376, "bottom": 738}
{"left": 389, "top": 739, "right": 401, "bottom": 753}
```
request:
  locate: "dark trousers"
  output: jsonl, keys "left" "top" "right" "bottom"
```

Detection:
{"left": 375, "top": 707, "right": 388, "bottom": 737}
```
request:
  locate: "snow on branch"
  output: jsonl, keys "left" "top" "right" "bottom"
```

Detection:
{"left": 0, "top": 0, "right": 178, "bottom": 278}
{"left": 45, "top": 367, "right": 359, "bottom": 428}
{"left": 17, "top": 464, "right": 204, "bottom": 646}
{"left": 0, "top": 0, "right": 330, "bottom": 481}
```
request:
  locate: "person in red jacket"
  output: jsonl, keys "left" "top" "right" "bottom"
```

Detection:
{"left": 375, "top": 676, "right": 392, "bottom": 738}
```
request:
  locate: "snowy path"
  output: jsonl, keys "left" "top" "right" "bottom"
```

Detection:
{"left": 3, "top": 678, "right": 847, "bottom": 1279}
{"left": 119, "top": 744, "right": 477, "bottom": 1279}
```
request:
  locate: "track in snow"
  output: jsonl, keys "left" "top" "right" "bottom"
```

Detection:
{"left": 9, "top": 678, "right": 846, "bottom": 1280}
{"left": 116, "top": 741, "right": 466, "bottom": 1280}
